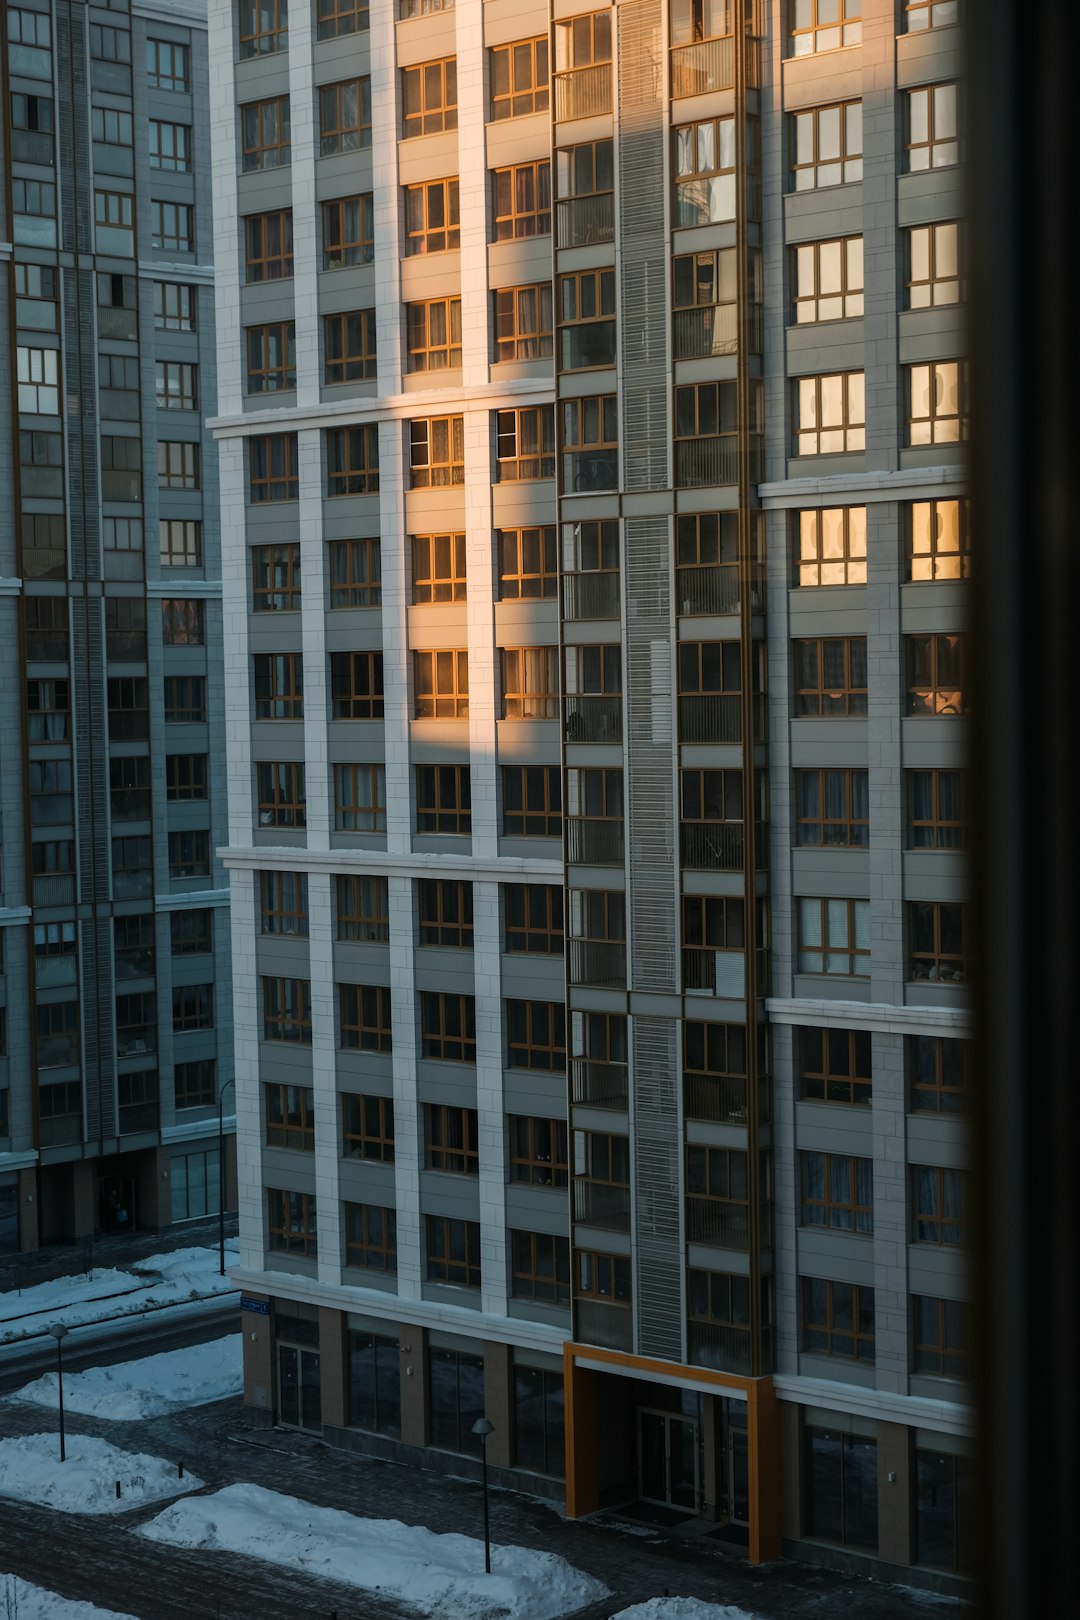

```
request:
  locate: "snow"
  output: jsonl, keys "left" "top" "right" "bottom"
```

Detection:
{"left": 609, "top": 1603, "right": 759, "bottom": 1620}
{"left": 10, "top": 1335, "right": 242, "bottom": 1420}
{"left": 0, "top": 1434, "right": 203, "bottom": 1515}
{"left": 0, "top": 1244, "right": 239, "bottom": 1345}
{"left": 0, "top": 1575, "right": 136, "bottom": 1620}
{"left": 140, "top": 1483, "right": 609, "bottom": 1619}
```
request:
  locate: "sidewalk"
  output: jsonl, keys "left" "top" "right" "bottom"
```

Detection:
{"left": 0, "top": 1213, "right": 239, "bottom": 1297}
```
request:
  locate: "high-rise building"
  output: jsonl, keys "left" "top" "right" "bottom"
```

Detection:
{"left": 0, "top": 0, "right": 234, "bottom": 1251}
{"left": 213, "top": 0, "right": 970, "bottom": 1592}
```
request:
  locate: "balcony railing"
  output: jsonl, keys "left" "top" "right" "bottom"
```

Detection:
{"left": 674, "top": 304, "right": 738, "bottom": 360}
{"left": 97, "top": 306, "right": 137, "bottom": 342}
{"left": 26, "top": 633, "right": 68, "bottom": 662}
{"left": 687, "top": 1321, "right": 752, "bottom": 1376}
{"left": 557, "top": 193, "right": 614, "bottom": 249}
{"left": 564, "top": 694, "right": 622, "bottom": 744}
{"left": 573, "top": 1179, "right": 631, "bottom": 1232}
{"left": 567, "top": 817, "right": 625, "bottom": 865}
{"left": 677, "top": 693, "right": 742, "bottom": 744}
{"left": 119, "top": 1101, "right": 159, "bottom": 1135}
{"left": 101, "top": 470, "right": 141, "bottom": 503}
{"left": 39, "top": 1114, "right": 82, "bottom": 1148}
{"left": 569, "top": 939, "right": 626, "bottom": 989}
{"left": 107, "top": 710, "right": 149, "bottom": 741}
{"left": 686, "top": 1197, "right": 749, "bottom": 1250}
{"left": 684, "top": 1072, "right": 748, "bottom": 1125}
{"left": 106, "top": 632, "right": 147, "bottom": 662}
{"left": 680, "top": 821, "right": 744, "bottom": 871}
{"left": 562, "top": 571, "right": 621, "bottom": 621}
{"left": 675, "top": 435, "right": 738, "bottom": 488}
{"left": 116, "top": 1027, "right": 156, "bottom": 1059}
{"left": 33, "top": 874, "right": 75, "bottom": 908}
{"left": 670, "top": 35, "right": 736, "bottom": 97}
{"left": 555, "top": 63, "right": 612, "bottom": 121}
{"left": 575, "top": 1299, "right": 632, "bottom": 1352}
{"left": 10, "top": 128, "right": 54, "bottom": 165}
{"left": 22, "top": 549, "right": 66, "bottom": 581}
{"left": 572, "top": 1059, "right": 629, "bottom": 1110}
{"left": 676, "top": 565, "right": 741, "bottom": 617}
{"left": 115, "top": 948, "right": 155, "bottom": 981}
{"left": 36, "top": 1036, "right": 79, "bottom": 1069}
{"left": 20, "top": 468, "right": 64, "bottom": 499}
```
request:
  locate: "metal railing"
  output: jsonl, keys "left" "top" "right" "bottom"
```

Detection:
{"left": 555, "top": 63, "right": 612, "bottom": 121}
{"left": 674, "top": 304, "right": 739, "bottom": 359}
{"left": 39, "top": 1115, "right": 83, "bottom": 1148}
{"left": 116, "top": 1028, "right": 156, "bottom": 1059}
{"left": 575, "top": 1299, "right": 632, "bottom": 1352}
{"left": 569, "top": 939, "right": 626, "bottom": 989}
{"left": 22, "top": 549, "right": 66, "bottom": 581}
{"left": 670, "top": 35, "right": 736, "bottom": 97}
{"left": 20, "top": 468, "right": 64, "bottom": 499}
{"left": 571, "top": 1059, "right": 629, "bottom": 1110}
{"left": 101, "top": 470, "right": 141, "bottom": 503}
{"left": 33, "top": 875, "right": 75, "bottom": 908}
{"left": 687, "top": 1321, "right": 752, "bottom": 1375}
{"left": 556, "top": 193, "right": 614, "bottom": 248}
{"left": 97, "top": 306, "right": 137, "bottom": 341}
{"left": 675, "top": 565, "right": 744, "bottom": 617}
{"left": 675, "top": 435, "right": 739, "bottom": 488}
{"left": 573, "top": 1180, "right": 631, "bottom": 1232}
{"left": 684, "top": 1072, "right": 748, "bottom": 1125}
{"left": 25, "top": 634, "right": 68, "bottom": 662}
{"left": 118, "top": 1102, "right": 159, "bottom": 1135}
{"left": 680, "top": 821, "right": 744, "bottom": 871}
{"left": 677, "top": 693, "right": 742, "bottom": 744}
{"left": 562, "top": 571, "right": 621, "bottom": 621}
{"left": 10, "top": 128, "right": 54, "bottom": 165}
{"left": 564, "top": 694, "right": 622, "bottom": 743}
{"left": 115, "top": 949, "right": 155, "bottom": 981}
{"left": 105, "top": 632, "right": 147, "bottom": 662}
{"left": 685, "top": 1198, "right": 750, "bottom": 1250}
{"left": 567, "top": 818, "right": 625, "bottom": 865}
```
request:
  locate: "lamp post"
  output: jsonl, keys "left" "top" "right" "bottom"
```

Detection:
{"left": 218, "top": 1075, "right": 236, "bottom": 1277}
{"left": 471, "top": 1416, "right": 495, "bottom": 1574}
{"left": 47, "top": 1324, "right": 68, "bottom": 1462}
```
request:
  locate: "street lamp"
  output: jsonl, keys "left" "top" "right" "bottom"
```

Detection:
{"left": 471, "top": 1416, "right": 495, "bottom": 1574}
{"left": 218, "top": 1075, "right": 236, "bottom": 1276}
{"left": 47, "top": 1324, "right": 68, "bottom": 1462}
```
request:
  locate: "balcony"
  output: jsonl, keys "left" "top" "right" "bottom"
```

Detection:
{"left": 116, "top": 1026, "right": 156, "bottom": 1059}
{"left": 555, "top": 63, "right": 612, "bottom": 121}
{"left": 687, "top": 1321, "right": 752, "bottom": 1376}
{"left": 575, "top": 1299, "right": 632, "bottom": 1353}
{"left": 674, "top": 304, "right": 738, "bottom": 360}
{"left": 573, "top": 1179, "right": 631, "bottom": 1232}
{"left": 676, "top": 565, "right": 750, "bottom": 617}
{"left": 569, "top": 939, "right": 626, "bottom": 989}
{"left": 101, "top": 470, "right": 142, "bottom": 503}
{"left": 39, "top": 1114, "right": 82, "bottom": 1148}
{"left": 675, "top": 435, "right": 738, "bottom": 488}
{"left": 26, "top": 632, "right": 69, "bottom": 662}
{"left": 107, "top": 710, "right": 149, "bottom": 741}
{"left": 567, "top": 817, "right": 624, "bottom": 865}
{"left": 564, "top": 694, "right": 622, "bottom": 744}
{"left": 22, "top": 548, "right": 66, "bottom": 581}
{"left": 119, "top": 1100, "right": 159, "bottom": 1135}
{"left": 106, "top": 631, "right": 147, "bottom": 662}
{"left": 686, "top": 1197, "right": 749, "bottom": 1250}
{"left": 562, "top": 571, "right": 621, "bottom": 621}
{"left": 677, "top": 693, "right": 742, "bottom": 744}
{"left": 680, "top": 821, "right": 743, "bottom": 871}
{"left": 33, "top": 874, "right": 75, "bottom": 908}
{"left": 97, "top": 306, "right": 137, "bottom": 342}
{"left": 115, "top": 948, "right": 155, "bottom": 981}
{"left": 10, "top": 128, "right": 54, "bottom": 165}
{"left": 556, "top": 193, "right": 614, "bottom": 249}
{"left": 670, "top": 35, "right": 736, "bottom": 97}
{"left": 684, "top": 1072, "right": 748, "bottom": 1126}
{"left": 110, "top": 790, "right": 151, "bottom": 822}
{"left": 571, "top": 1059, "right": 629, "bottom": 1110}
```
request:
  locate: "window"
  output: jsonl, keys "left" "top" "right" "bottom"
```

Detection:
{"left": 556, "top": 140, "right": 613, "bottom": 245}
{"left": 796, "top": 769, "right": 869, "bottom": 847}
{"left": 260, "top": 870, "right": 309, "bottom": 936}
{"left": 16, "top": 263, "right": 58, "bottom": 329}
{"left": 495, "top": 407, "right": 556, "bottom": 482}
{"left": 906, "top": 83, "right": 960, "bottom": 170}
{"left": 915, "top": 1450, "right": 974, "bottom": 1575}
{"left": 426, "top": 1217, "right": 481, "bottom": 1287}
{"left": 156, "top": 360, "right": 197, "bottom": 411}
{"left": 407, "top": 299, "right": 461, "bottom": 373}
{"left": 161, "top": 598, "right": 204, "bottom": 645}
{"left": 110, "top": 755, "right": 151, "bottom": 820}
{"left": 798, "top": 898, "right": 870, "bottom": 976}
{"left": 905, "top": 633, "right": 968, "bottom": 715}
{"left": 504, "top": 884, "right": 563, "bottom": 955}
{"left": 575, "top": 1250, "right": 631, "bottom": 1305}
{"left": 506, "top": 1001, "right": 566, "bottom": 1072}
{"left": 802, "top": 1278, "right": 874, "bottom": 1362}
{"left": 107, "top": 677, "right": 149, "bottom": 741}
{"left": 791, "top": 101, "right": 862, "bottom": 189}
{"left": 800, "top": 1151, "right": 874, "bottom": 1232}
{"left": 795, "top": 372, "right": 864, "bottom": 455}
{"left": 27, "top": 679, "right": 70, "bottom": 743}
{"left": 159, "top": 441, "right": 200, "bottom": 491}
{"left": 494, "top": 285, "right": 553, "bottom": 363}
{"left": 672, "top": 248, "right": 740, "bottom": 364}
{"left": 9, "top": 8, "right": 52, "bottom": 50}
{"left": 241, "top": 96, "right": 291, "bottom": 171}
{"left": 805, "top": 1427, "right": 878, "bottom": 1551}
{"left": 159, "top": 520, "right": 201, "bottom": 568}
{"left": 345, "top": 1203, "right": 397, "bottom": 1272}
{"left": 149, "top": 120, "right": 190, "bottom": 172}
{"left": 913, "top": 1166, "right": 969, "bottom": 1246}
{"left": 492, "top": 160, "right": 551, "bottom": 241}
{"left": 514, "top": 1364, "right": 565, "bottom": 1478}
{"left": 502, "top": 766, "right": 561, "bottom": 838}
{"left": 175, "top": 1059, "right": 216, "bottom": 1109}
{"left": 799, "top": 1026, "right": 872, "bottom": 1106}
{"left": 909, "top": 1035, "right": 970, "bottom": 1114}
{"left": 424, "top": 1104, "right": 479, "bottom": 1174}
{"left": 322, "top": 194, "right": 374, "bottom": 269}
{"left": 102, "top": 517, "right": 142, "bottom": 556}
{"left": 12, "top": 90, "right": 54, "bottom": 132}
{"left": 245, "top": 210, "right": 294, "bottom": 282}
{"left": 420, "top": 992, "right": 476, "bottom": 1063}
{"left": 905, "top": 1, "right": 959, "bottom": 31}
{"left": 907, "top": 498, "right": 970, "bottom": 581}
{"left": 172, "top": 983, "right": 214, "bottom": 1031}
{"left": 164, "top": 677, "right": 205, "bottom": 723}
{"left": 339, "top": 984, "right": 393, "bottom": 1053}
{"left": 16, "top": 347, "right": 59, "bottom": 414}
{"left": 262, "top": 977, "right": 312, "bottom": 1043}
{"left": 414, "top": 650, "right": 469, "bottom": 719}
{"left": 795, "top": 506, "right": 866, "bottom": 586}
{"left": 677, "top": 642, "right": 741, "bottom": 739}
{"left": 794, "top": 637, "right": 867, "bottom": 716}
{"left": 343, "top": 1094, "right": 395, "bottom": 1162}
{"left": 674, "top": 117, "right": 736, "bottom": 226}
{"left": 100, "top": 354, "right": 139, "bottom": 405}
{"left": 246, "top": 322, "right": 296, "bottom": 393}
{"left": 151, "top": 201, "right": 193, "bottom": 253}
{"left": 239, "top": 0, "right": 288, "bottom": 58}
{"left": 907, "top": 361, "right": 967, "bottom": 445}
{"left": 509, "top": 1117, "right": 569, "bottom": 1189}
{"left": 906, "top": 221, "right": 963, "bottom": 308}
{"left": 165, "top": 754, "right": 207, "bottom": 801}
{"left": 498, "top": 528, "right": 557, "bottom": 600}
{"left": 253, "top": 653, "right": 304, "bottom": 720}
{"left": 252, "top": 544, "right": 301, "bottom": 612}
{"left": 256, "top": 761, "right": 306, "bottom": 829}
{"left": 265, "top": 1084, "right": 314, "bottom": 1151}
{"left": 429, "top": 1341, "right": 485, "bottom": 1455}
{"left": 912, "top": 1296, "right": 971, "bottom": 1378}
{"left": 409, "top": 417, "right": 463, "bottom": 488}
{"left": 326, "top": 426, "right": 380, "bottom": 496}
{"left": 402, "top": 58, "right": 457, "bottom": 137}
{"left": 336, "top": 874, "right": 389, "bottom": 942}
{"left": 171, "top": 909, "right": 213, "bottom": 956}
{"left": 92, "top": 107, "right": 132, "bottom": 146}
{"left": 561, "top": 395, "right": 618, "bottom": 491}
{"left": 334, "top": 763, "right": 386, "bottom": 832}
{"left": 907, "top": 769, "right": 966, "bottom": 850}
{"left": 330, "top": 652, "right": 384, "bottom": 719}
{"left": 792, "top": 237, "right": 863, "bottom": 324}
{"left": 36, "top": 1002, "right": 80, "bottom": 1069}
{"left": 511, "top": 1232, "right": 570, "bottom": 1305}
{"left": 418, "top": 880, "right": 473, "bottom": 949}
{"left": 168, "top": 830, "right": 210, "bottom": 879}
{"left": 909, "top": 901, "right": 968, "bottom": 984}
{"left": 490, "top": 37, "right": 549, "bottom": 119}
{"left": 250, "top": 437, "right": 302, "bottom": 498}
{"left": 501, "top": 647, "right": 560, "bottom": 718}
{"left": 329, "top": 538, "right": 381, "bottom": 608}
{"left": 682, "top": 896, "right": 745, "bottom": 989}
{"left": 324, "top": 311, "right": 377, "bottom": 383}
{"left": 412, "top": 534, "right": 466, "bottom": 604}
{"left": 147, "top": 38, "right": 189, "bottom": 92}
{"left": 13, "top": 178, "right": 57, "bottom": 232}
{"left": 405, "top": 176, "right": 461, "bottom": 256}
{"left": 268, "top": 1189, "right": 317, "bottom": 1259}
{"left": 557, "top": 269, "right": 616, "bottom": 371}
{"left": 318, "top": 1, "right": 370, "bottom": 40}
{"left": 112, "top": 835, "right": 153, "bottom": 898}
{"left": 401, "top": 0, "right": 455, "bottom": 14}
{"left": 320, "top": 77, "right": 371, "bottom": 155}
{"left": 791, "top": 1, "right": 861, "bottom": 55}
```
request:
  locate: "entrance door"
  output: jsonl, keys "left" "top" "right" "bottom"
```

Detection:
{"left": 723, "top": 1400, "right": 750, "bottom": 1526}
{"left": 638, "top": 1408, "right": 699, "bottom": 1512}
{"left": 277, "top": 1343, "right": 321, "bottom": 1431}
{"left": 98, "top": 1175, "right": 137, "bottom": 1233}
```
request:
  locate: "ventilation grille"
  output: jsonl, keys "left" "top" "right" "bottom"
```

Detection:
{"left": 632, "top": 1016, "right": 683, "bottom": 1361}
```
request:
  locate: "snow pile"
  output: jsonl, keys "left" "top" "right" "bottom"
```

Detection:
{"left": 610, "top": 1603, "right": 760, "bottom": 1620}
{"left": 140, "top": 1483, "right": 609, "bottom": 1619}
{"left": 0, "top": 1575, "right": 136, "bottom": 1619}
{"left": 0, "top": 1243, "right": 239, "bottom": 1345}
{"left": 0, "top": 1434, "right": 203, "bottom": 1515}
{"left": 11, "top": 1335, "right": 242, "bottom": 1420}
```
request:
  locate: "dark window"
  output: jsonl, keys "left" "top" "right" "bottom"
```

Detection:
{"left": 336, "top": 875, "right": 389, "bottom": 942}
{"left": 268, "top": 1188, "right": 317, "bottom": 1258}
{"left": 802, "top": 1278, "right": 875, "bottom": 1362}
{"left": 914, "top": 1450, "right": 973, "bottom": 1574}
{"left": 805, "top": 1426, "right": 878, "bottom": 1551}
{"left": 800, "top": 1151, "right": 873, "bottom": 1233}
{"left": 511, "top": 1231, "right": 570, "bottom": 1304}
{"left": 344, "top": 1202, "right": 397, "bottom": 1271}
{"left": 912, "top": 1166, "right": 969, "bottom": 1247}
{"left": 501, "top": 765, "right": 561, "bottom": 836}
{"left": 342, "top": 1094, "right": 394, "bottom": 1162}
{"left": 428, "top": 1344, "right": 484, "bottom": 1450}
{"left": 348, "top": 1329, "right": 400, "bottom": 1438}
{"left": 420, "top": 993, "right": 476, "bottom": 1063}
{"left": 329, "top": 538, "right": 381, "bottom": 608}
{"left": 504, "top": 884, "right": 563, "bottom": 953}
{"left": 424, "top": 1104, "right": 479, "bottom": 1175}
{"left": 912, "top": 1295, "right": 971, "bottom": 1379}
{"left": 513, "top": 1365, "right": 564, "bottom": 1478}
{"left": 506, "top": 1001, "right": 566, "bottom": 1071}
{"left": 508, "top": 1116, "right": 569, "bottom": 1188}
{"left": 418, "top": 880, "right": 473, "bottom": 948}
{"left": 798, "top": 1027, "right": 872, "bottom": 1106}
{"left": 415, "top": 765, "right": 471, "bottom": 835}
{"left": 265, "top": 1083, "right": 315, "bottom": 1151}
{"left": 339, "top": 984, "right": 393, "bottom": 1053}
{"left": 908, "top": 1035, "right": 970, "bottom": 1114}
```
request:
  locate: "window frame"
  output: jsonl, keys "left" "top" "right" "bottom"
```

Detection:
{"left": 797, "top": 896, "right": 871, "bottom": 977}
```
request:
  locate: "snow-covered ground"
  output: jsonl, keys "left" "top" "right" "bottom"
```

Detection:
{"left": 140, "top": 1483, "right": 609, "bottom": 1619}
{"left": 0, "top": 1244, "right": 239, "bottom": 1346}
{"left": 10, "top": 1335, "right": 242, "bottom": 1420}
{"left": 0, "top": 1575, "right": 136, "bottom": 1620}
{"left": 609, "top": 1602, "right": 759, "bottom": 1620}
{"left": 0, "top": 1434, "right": 203, "bottom": 1515}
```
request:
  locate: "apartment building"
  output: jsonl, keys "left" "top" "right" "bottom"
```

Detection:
{"left": 213, "top": 0, "right": 971, "bottom": 1593}
{"left": 0, "top": 0, "right": 234, "bottom": 1251}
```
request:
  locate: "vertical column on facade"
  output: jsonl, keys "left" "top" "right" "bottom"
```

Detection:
{"left": 859, "top": 1, "right": 900, "bottom": 469}
{"left": 309, "top": 870, "right": 342, "bottom": 1287}
{"left": 230, "top": 866, "right": 265, "bottom": 1271}
{"left": 378, "top": 423, "right": 412, "bottom": 857}
{"left": 371, "top": 0, "right": 404, "bottom": 393}
{"left": 220, "top": 438, "right": 253, "bottom": 851}
{"left": 288, "top": 0, "right": 320, "bottom": 412}
{"left": 456, "top": 0, "right": 490, "bottom": 396}
{"left": 389, "top": 876, "right": 423, "bottom": 1298}
{"left": 207, "top": 4, "right": 243, "bottom": 418}
{"left": 474, "top": 879, "right": 509, "bottom": 1316}
{"left": 299, "top": 431, "right": 331, "bottom": 845}
{"left": 463, "top": 413, "right": 499, "bottom": 855}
